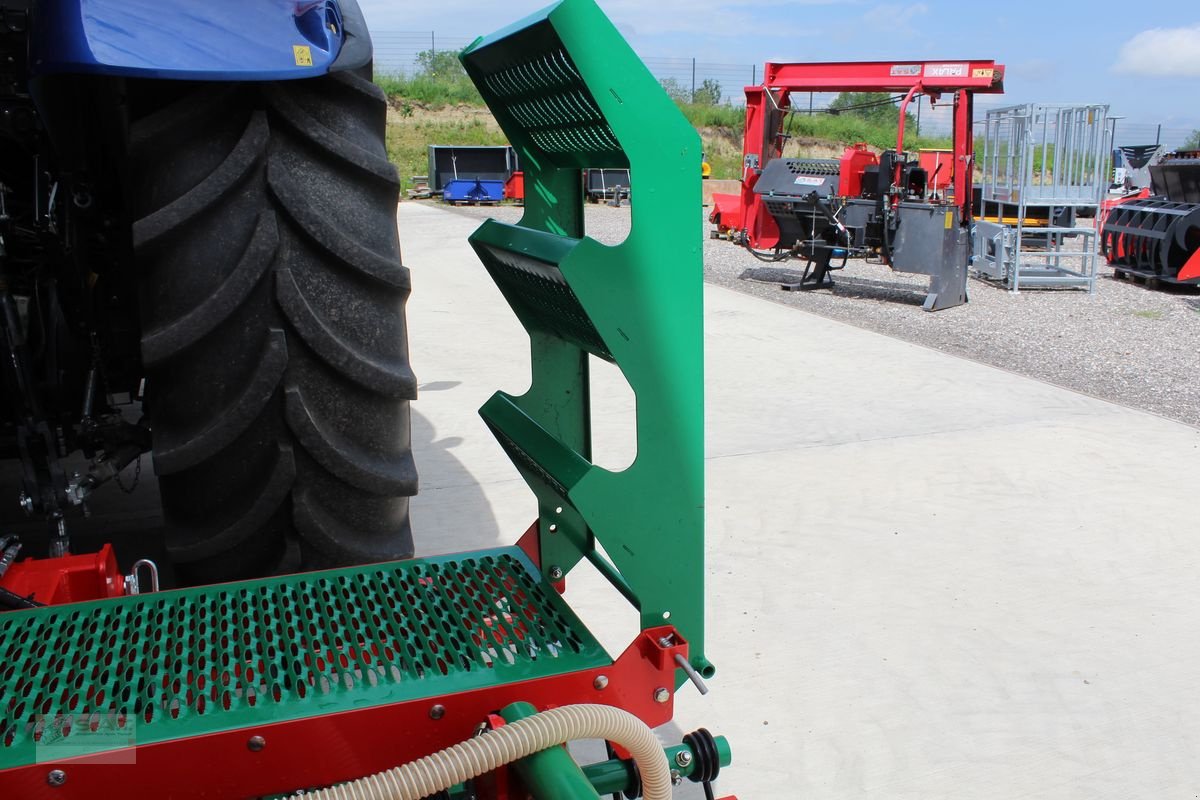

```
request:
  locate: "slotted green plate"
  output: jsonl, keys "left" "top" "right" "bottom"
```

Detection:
{"left": 0, "top": 547, "right": 607, "bottom": 768}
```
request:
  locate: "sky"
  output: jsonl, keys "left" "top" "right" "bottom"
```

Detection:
{"left": 356, "top": 0, "right": 1200, "bottom": 144}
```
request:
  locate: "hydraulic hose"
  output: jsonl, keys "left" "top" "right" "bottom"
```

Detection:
{"left": 292, "top": 703, "right": 672, "bottom": 800}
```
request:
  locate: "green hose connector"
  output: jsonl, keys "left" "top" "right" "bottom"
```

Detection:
{"left": 501, "top": 702, "right": 602, "bottom": 800}
{"left": 499, "top": 701, "right": 731, "bottom": 799}
{"left": 582, "top": 738, "right": 733, "bottom": 795}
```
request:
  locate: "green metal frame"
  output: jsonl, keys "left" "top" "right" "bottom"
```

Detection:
{"left": 460, "top": 0, "right": 709, "bottom": 681}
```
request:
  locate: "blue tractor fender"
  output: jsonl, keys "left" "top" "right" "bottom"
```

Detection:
{"left": 31, "top": 0, "right": 373, "bottom": 81}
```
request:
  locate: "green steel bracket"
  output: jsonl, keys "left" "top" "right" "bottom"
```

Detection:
{"left": 460, "top": 0, "right": 709, "bottom": 682}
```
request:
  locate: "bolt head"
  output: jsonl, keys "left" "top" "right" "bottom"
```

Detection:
{"left": 247, "top": 735, "right": 266, "bottom": 752}
{"left": 548, "top": 566, "right": 564, "bottom": 581}
{"left": 675, "top": 750, "right": 694, "bottom": 768}
{"left": 671, "top": 770, "right": 683, "bottom": 786}
{"left": 653, "top": 687, "right": 670, "bottom": 704}
{"left": 47, "top": 769, "right": 66, "bottom": 787}
{"left": 429, "top": 704, "right": 446, "bottom": 720}
{"left": 593, "top": 675, "right": 609, "bottom": 691}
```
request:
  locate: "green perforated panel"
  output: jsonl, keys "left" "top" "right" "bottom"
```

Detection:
{"left": 460, "top": 0, "right": 711, "bottom": 685}
{"left": 478, "top": 46, "right": 624, "bottom": 164}
{"left": 0, "top": 547, "right": 607, "bottom": 769}
{"left": 473, "top": 237, "right": 612, "bottom": 362}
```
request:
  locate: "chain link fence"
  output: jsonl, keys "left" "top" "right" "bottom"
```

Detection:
{"left": 371, "top": 31, "right": 1197, "bottom": 150}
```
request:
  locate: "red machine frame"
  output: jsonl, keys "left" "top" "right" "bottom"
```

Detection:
{"left": 712, "top": 60, "right": 1005, "bottom": 250}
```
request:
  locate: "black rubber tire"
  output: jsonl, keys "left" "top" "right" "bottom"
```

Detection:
{"left": 129, "top": 70, "right": 417, "bottom": 584}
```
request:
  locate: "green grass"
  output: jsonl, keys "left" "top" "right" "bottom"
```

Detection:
{"left": 375, "top": 74, "right": 483, "bottom": 108}
{"left": 385, "top": 115, "right": 510, "bottom": 191}
{"left": 678, "top": 103, "right": 954, "bottom": 179}
{"left": 784, "top": 113, "right": 952, "bottom": 152}
{"left": 1132, "top": 310, "right": 1164, "bottom": 320}
{"left": 376, "top": 78, "right": 958, "bottom": 183}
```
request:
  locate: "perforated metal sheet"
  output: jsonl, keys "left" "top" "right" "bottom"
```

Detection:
{"left": 473, "top": 238, "right": 612, "bottom": 362}
{"left": 0, "top": 547, "right": 607, "bottom": 768}
{"left": 479, "top": 48, "right": 622, "bottom": 159}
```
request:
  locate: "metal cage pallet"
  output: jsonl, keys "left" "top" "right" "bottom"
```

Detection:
{"left": 975, "top": 103, "right": 1109, "bottom": 292}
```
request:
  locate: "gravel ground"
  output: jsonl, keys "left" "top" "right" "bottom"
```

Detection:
{"left": 431, "top": 200, "right": 1200, "bottom": 428}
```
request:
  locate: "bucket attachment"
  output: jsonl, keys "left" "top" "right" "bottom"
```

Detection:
{"left": 1100, "top": 197, "right": 1200, "bottom": 284}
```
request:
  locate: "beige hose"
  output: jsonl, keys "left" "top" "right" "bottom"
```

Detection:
{"left": 293, "top": 703, "right": 672, "bottom": 800}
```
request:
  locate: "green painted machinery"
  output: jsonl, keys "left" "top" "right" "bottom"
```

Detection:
{"left": 462, "top": 0, "right": 711, "bottom": 683}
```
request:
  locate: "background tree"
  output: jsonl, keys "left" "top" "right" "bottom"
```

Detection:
{"left": 691, "top": 78, "right": 722, "bottom": 106}
{"left": 414, "top": 49, "right": 468, "bottom": 80}
{"left": 1184, "top": 129, "right": 1200, "bottom": 150}
{"left": 658, "top": 77, "right": 689, "bottom": 104}
{"left": 829, "top": 91, "right": 915, "bottom": 129}
{"left": 406, "top": 48, "right": 481, "bottom": 104}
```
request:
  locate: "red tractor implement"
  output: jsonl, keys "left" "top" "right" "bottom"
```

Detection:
{"left": 1101, "top": 152, "right": 1200, "bottom": 286}
{"left": 710, "top": 60, "right": 1005, "bottom": 311}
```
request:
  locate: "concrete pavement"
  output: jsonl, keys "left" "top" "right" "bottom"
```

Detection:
{"left": 401, "top": 201, "right": 1200, "bottom": 799}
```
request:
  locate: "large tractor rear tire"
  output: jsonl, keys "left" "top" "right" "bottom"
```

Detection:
{"left": 129, "top": 70, "right": 417, "bottom": 584}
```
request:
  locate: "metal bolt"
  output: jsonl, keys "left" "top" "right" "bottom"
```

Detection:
{"left": 47, "top": 770, "right": 66, "bottom": 787}
{"left": 548, "top": 566, "right": 564, "bottom": 581}
{"left": 653, "top": 687, "right": 670, "bottom": 704}
{"left": 429, "top": 704, "right": 446, "bottom": 720}
{"left": 593, "top": 675, "right": 609, "bottom": 691}
{"left": 675, "top": 750, "right": 693, "bottom": 768}
{"left": 671, "top": 770, "right": 683, "bottom": 786}
{"left": 18, "top": 492, "right": 33, "bottom": 515}
{"left": 247, "top": 735, "right": 266, "bottom": 752}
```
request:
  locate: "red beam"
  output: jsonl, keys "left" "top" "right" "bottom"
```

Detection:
{"left": 762, "top": 60, "right": 1004, "bottom": 94}
{"left": 0, "top": 628, "right": 688, "bottom": 799}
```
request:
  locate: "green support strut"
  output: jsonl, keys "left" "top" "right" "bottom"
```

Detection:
{"left": 460, "top": 0, "right": 711, "bottom": 684}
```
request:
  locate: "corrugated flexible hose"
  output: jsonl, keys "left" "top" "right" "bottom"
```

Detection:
{"left": 291, "top": 703, "right": 672, "bottom": 800}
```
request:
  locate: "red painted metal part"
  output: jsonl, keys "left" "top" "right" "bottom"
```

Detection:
{"left": 0, "top": 623, "right": 688, "bottom": 799}
{"left": 1178, "top": 247, "right": 1200, "bottom": 282}
{"left": 762, "top": 60, "right": 1005, "bottom": 93}
{"left": 839, "top": 143, "right": 878, "bottom": 200}
{"left": 0, "top": 544, "right": 125, "bottom": 605}
{"left": 505, "top": 171, "right": 525, "bottom": 201}
{"left": 728, "top": 60, "right": 1004, "bottom": 249}
{"left": 918, "top": 150, "right": 954, "bottom": 191}
{"left": 951, "top": 88, "right": 974, "bottom": 218}
{"left": 709, "top": 192, "right": 746, "bottom": 235}
{"left": 1098, "top": 189, "right": 1151, "bottom": 260}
